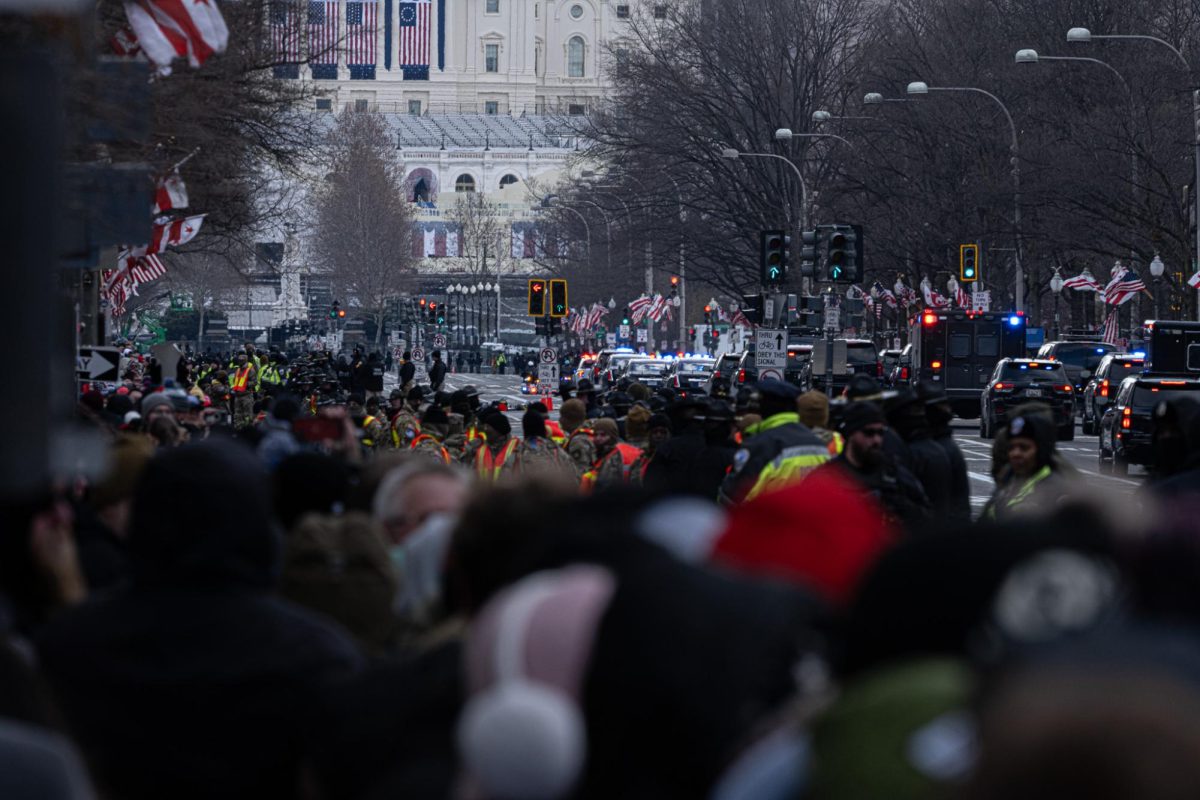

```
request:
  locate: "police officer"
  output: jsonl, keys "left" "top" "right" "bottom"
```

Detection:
{"left": 718, "top": 380, "right": 830, "bottom": 505}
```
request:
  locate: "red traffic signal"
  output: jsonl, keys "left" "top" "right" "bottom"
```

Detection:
{"left": 337, "top": 308, "right": 346, "bottom": 318}
{"left": 419, "top": 297, "right": 427, "bottom": 307}
{"left": 670, "top": 276, "right": 680, "bottom": 286}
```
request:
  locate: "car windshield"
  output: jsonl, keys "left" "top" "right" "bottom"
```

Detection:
{"left": 609, "top": 355, "right": 636, "bottom": 370}
{"left": 847, "top": 345, "right": 878, "bottom": 365}
{"left": 1107, "top": 360, "right": 1143, "bottom": 384}
{"left": 1000, "top": 362, "right": 1066, "bottom": 380}
{"left": 1133, "top": 384, "right": 1200, "bottom": 406}
{"left": 716, "top": 356, "right": 739, "bottom": 376}
{"left": 628, "top": 360, "right": 670, "bottom": 374}
{"left": 1052, "top": 343, "right": 1115, "bottom": 371}
{"left": 678, "top": 361, "right": 713, "bottom": 373}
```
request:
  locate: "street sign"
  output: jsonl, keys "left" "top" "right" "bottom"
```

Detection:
{"left": 433, "top": 333, "right": 447, "bottom": 348}
{"left": 606, "top": 333, "right": 617, "bottom": 346}
{"left": 972, "top": 291, "right": 992, "bottom": 312}
{"left": 754, "top": 329, "right": 787, "bottom": 372}
{"left": 411, "top": 347, "right": 425, "bottom": 362}
{"left": 636, "top": 328, "right": 648, "bottom": 343}
{"left": 763, "top": 297, "right": 776, "bottom": 325}
{"left": 759, "top": 367, "right": 784, "bottom": 382}
{"left": 619, "top": 324, "right": 630, "bottom": 339}
{"left": 539, "top": 347, "right": 557, "bottom": 364}
{"left": 77, "top": 346, "right": 121, "bottom": 383}
{"left": 824, "top": 307, "right": 841, "bottom": 329}
{"left": 538, "top": 364, "right": 559, "bottom": 393}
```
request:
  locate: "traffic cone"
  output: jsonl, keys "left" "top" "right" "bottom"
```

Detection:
{"left": 543, "top": 395, "right": 554, "bottom": 411}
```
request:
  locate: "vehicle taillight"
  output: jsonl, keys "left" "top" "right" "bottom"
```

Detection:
{"left": 900, "top": 367, "right": 909, "bottom": 380}
{"left": 931, "top": 360, "right": 943, "bottom": 370}
{"left": 1100, "top": 379, "right": 1109, "bottom": 398}
{"left": 1122, "top": 406, "right": 1131, "bottom": 429}
{"left": 922, "top": 313, "right": 937, "bottom": 326}
{"left": 876, "top": 361, "right": 883, "bottom": 377}
{"left": 1058, "top": 385, "right": 1073, "bottom": 393}
{"left": 737, "top": 368, "right": 746, "bottom": 383}
{"left": 993, "top": 382, "right": 1010, "bottom": 391}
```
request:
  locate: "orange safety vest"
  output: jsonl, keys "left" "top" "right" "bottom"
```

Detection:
{"left": 475, "top": 438, "right": 519, "bottom": 480}
{"left": 230, "top": 365, "right": 253, "bottom": 393}
{"left": 545, "top": 420, "right": 566, "bottom": 445}
{"left": 411, "top": 433, "right": 452, "bottom": 464}
{"left": 581, "top": 442, "right": 642, "bottom": 491}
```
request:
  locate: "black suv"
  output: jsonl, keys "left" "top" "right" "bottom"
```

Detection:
{"left": 1036, "top": 340, "right": 1118, "bottom": 394}
{"left": 1099, "top": 375, "right": 1200, "bottom": 475}
{"left": 980, "top": 358, "right": 1076, "bottom": 440}
{"left": 1080, "top": 354, "right": 1145, "bottom": 435}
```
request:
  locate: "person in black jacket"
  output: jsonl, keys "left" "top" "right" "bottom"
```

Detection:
{"left": 360, "top": 352, "right": 384, "bottom": 399}
{"left": 398, "top": 350, "right": 416, "bottom": 390}
{"left": 643, "top": 398, "right": 736, "bottom": 501}
{"left": 36, "top": 441, "right": 363, "bottom": 800}
{"left": 829, "top": 401, "right": 931, "bottom": 532}
{"left": 917, "top": 380, "right": 971, "bottom": 522}
{"left": 886, "top": 390, "right": 954, "bottom": 520}
{"left": 428, "top": 350, "right": 447, "bottom": 391}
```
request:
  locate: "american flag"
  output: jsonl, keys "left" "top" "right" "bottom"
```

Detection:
{"left": 398, "top": 0, "right": 430, "bottom": 80}
{"left": 585, "top": 303, "right": 608, "bottom": 330}
{"left": 1189, "top": 271, "right": 1200, "bottom": 289}
{"left": 629, "top": 295, "right": 653, "bottom": 324}
{"left": 130, "top": 252, "right": 168, "bottom": 284}
{"left": 871, "top": 281, "right": 897, "bottom": 308}
{"left": 1101, "top": 308, "right": 1120, "bottom": 345}
{"left": 308, "top": 0, "right": 338, "bottom": 68}
{"left": 346, "top": 0, "right": 377, "bottom": 73}
{"left": 269, "top": 0, "right": 302, "bottom": 64}
{"left": 1103, "top": 264, "right": 1145, "bottom": 306}
{"left": 647, "top": 294, "right": 668, "bottom": 322}
{"left": 1062, "top": 270, "right": 1101, "bottom": 292}
{"left": 730, "top": 308, "right": 751, "bottom": 328}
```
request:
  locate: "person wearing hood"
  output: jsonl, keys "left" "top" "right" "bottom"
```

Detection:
{"left": 256, "top": 394, "right": 301, "bottom": 470}
{"left": 983, "top": 414, "right": 1072, "bottom": 521}
{"left": 35, "top": 441, "right": 363, "bottom": 800}
{"left": 474, "top": 409, "right": 518, "bottom": 481}
{"left": 917, "top": 380, "right": 971, "bottom": 523}
{"left": 410, "top": 406, "right": 453, "bottom": 464}
{"left": 886, "top": 390, "right": 954, "bottom": 519}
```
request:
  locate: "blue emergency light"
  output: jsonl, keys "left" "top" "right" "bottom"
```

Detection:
{"left": 1008, "top": 315, "right": 1022, "bottom": 326}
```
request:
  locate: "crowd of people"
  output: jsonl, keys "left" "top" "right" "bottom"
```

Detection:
{"left": 6, "top": 340, "right": 1200, "bottom": 799}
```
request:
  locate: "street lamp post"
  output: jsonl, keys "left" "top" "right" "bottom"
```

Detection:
{"left": 774, "top": 127, "right": 856, "bottom": 150}
{"left": 721, "top": 148, "right": 808, "bottom": 294}
{"left": 1050, "top": 269, "right": 1064, "bottom": 338}
{"left": 1150, "top": 253, "right": 1166, "bottom": 319}
{"left": 907, "top": 80, "right": 1025, "bottom": 312}
{"left": 1068, "top": 26, "right": 1200, "bottom": 320}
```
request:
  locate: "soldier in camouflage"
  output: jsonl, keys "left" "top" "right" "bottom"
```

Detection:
{"left": 410, "top": 406, "right": 453, "bottom": 463}
{"left": 559, "top": 398, "right": 595, "bottom": 477}
{"left": 506, "top": 408, "right": 575, "bottom": 481}
{"left": 390, "top": 386, "right": 425, "bottom": 449}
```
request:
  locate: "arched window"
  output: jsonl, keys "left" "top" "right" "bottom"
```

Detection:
{"left": 499, "top": 174, "right": 519, "bottom": 189}
{"left": 567, "top": 36, "right": 585, "bottom": 78}
{"left": 455, "top": 174, "right": 476, "bottom": 192}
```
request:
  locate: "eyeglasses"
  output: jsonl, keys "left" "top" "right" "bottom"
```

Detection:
{"left": 858, "top": 426, "right": 886, "bottom": 438}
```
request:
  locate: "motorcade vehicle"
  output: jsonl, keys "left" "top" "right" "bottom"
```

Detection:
{"left": 1099, "top": 375, "right": 1200, "bottom": 474}
{"left": 624, "top": 357, "right": 673, "bottom": 389}
{"left": 979, "top": 358, "right": 1076, "bottom": 440}
{"left": 910, "top": 308, "right": 1027, "bottom": 418}
{"left": 1035, "top": 340, "right": 1118, "bottom": 394}
{"left": 668, "top": 356, "right": 716, "bottom": 395}
{"left": 1080, "top": 354, "right": 1145, "bottom": 435}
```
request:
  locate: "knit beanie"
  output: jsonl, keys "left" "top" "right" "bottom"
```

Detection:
{"left": 797, "top": 390, "right": 830, "bottom": 430}
{"left": 625, "top": 405, "right": 651, "bottom": 440}
{"left": 592, "top": 418, "right": 619, "bottom": 440}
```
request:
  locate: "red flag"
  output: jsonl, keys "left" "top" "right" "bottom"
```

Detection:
{"left": 153, "top": 171, "right": 189, "bottom": 214}
{"left": 148, "top": 213, "right": 205, "bottom": 254}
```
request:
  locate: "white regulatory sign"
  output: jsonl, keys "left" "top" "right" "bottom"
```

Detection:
{"left": 411, "top": 347, "right": 425, "bottom": 362}
{"left": 636, "top": 328, "right": 648, "bottom": 343}
{"left": 758, "top": 367, "right": 784, "bottom": 382}
{"left": 433, "top": 334, "right": 447, "bottom": 348}
{"left": 619, "top": 324, "right": 631, "bottom": 339}
{"left": 824, "top": 307, "right": 841, "bottom": 329}
{"left": 539, "top": 347, "right": 557, "bottom": 364}
{"left": 754, "top": 328, "right": 788, "bottom": 371}
{"left": 538, "top": 364, "right": 559, "bottom": 383}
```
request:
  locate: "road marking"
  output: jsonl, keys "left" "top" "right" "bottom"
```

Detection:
{"left": 968, "top": 471, "right": 995, "bottom": 485}
{"left": 1075, "top": 469, "right": 1141, "bottom": 487}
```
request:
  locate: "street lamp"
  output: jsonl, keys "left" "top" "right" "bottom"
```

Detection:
{"left": 720, "top": 146, "right": 809, "bottom": 240}
{"left": 1150, "top": 253, "right": 1166, "bottom": 319}
{"left": 907, "top": 80, "right": 1025, "bottom": 312}
{"left": 1015, "top": 48, "right": 1140, "bottom": 273}
{"left": 1050, "top": 269, "right": 1064, "bottom": 338}
{"left": 863, "top": 92, "right": 912, "bottom": 105}
{"left": 774, "top": 127, "right": 856, "bottom": 149}
{"left": 1068, "top": 26, "right": 1200, "bottom": 320}
{"left": 812, "top": 110, "right": 873, "bottom": 123}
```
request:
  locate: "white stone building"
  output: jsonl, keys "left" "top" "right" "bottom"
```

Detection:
{"left": 272, "top": 0, "right": 655, "bottom": 115}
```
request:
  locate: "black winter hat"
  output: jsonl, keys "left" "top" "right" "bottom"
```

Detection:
{"left": 422, "top": 405, "right": 450, "bottom": 426}
{"left": 839, "top": 402, "right": 885, "bottom": 435}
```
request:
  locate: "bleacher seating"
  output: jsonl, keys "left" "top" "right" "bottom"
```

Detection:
{"left": 383, "top": 113, "right": 581, "bottom": 149}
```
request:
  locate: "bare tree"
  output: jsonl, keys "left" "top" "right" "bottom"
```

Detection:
{"left": 310, "top": 109, "right": 417, "bottom": 344}
{"left": 160, "top": 251, "right": 250, "bottom": 342}
{"left": 447, "top": 192, "right": 511, "bottom": 278}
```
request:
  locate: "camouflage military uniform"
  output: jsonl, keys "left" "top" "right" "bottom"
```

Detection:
{"left": 390, "top": 407, "right": 422, "bottom": 449}
{"left": 565, "top": 427, "right": 596, "bottom": 477}
{"left": 362, "top": 415, "right": 389, "bottom": 449}
{"left": 587, "top": 445, "right": 629, "bottom": 488}
{"left": 410, "top": 433, "right": 452, "bottom": 463}
{"left": 507, "top": 437, "right": 575, "bottom": 479}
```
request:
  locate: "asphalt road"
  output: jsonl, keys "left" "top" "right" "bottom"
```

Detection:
{"left": 393, "top": 370, "right": 1149, "bottom": 509}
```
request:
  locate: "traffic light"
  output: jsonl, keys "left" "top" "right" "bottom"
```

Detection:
{"left": 527, "top": 279, "right": 547, "bottom": 316}
{"left": 337, "top": 307, "right": 346, "bottom": 319}
{"left": 703, "top": 304, "right": 712, "bottom": 323}
{"left": 328, "top": 302, "right": 339, "bottom": 319}
{"left": 960, "top": 243, "right": 979, "bottom": 282}
{"left": 760, "top": 229, "right": 789, "bottom": 285}
{"left": 670, "top": 275, "right": 680, "bottom": 289}
{"left": 549, "top": 278, "right": 568, "bottom": 318}
{"left": 621, "top": 308, "right": 631, "bottom": 326}
{"left": 799, "top": 229, "right": 820, "bottom": 278}
{"left": 825, "top": 224, "right": 862, "bottom": 282}
{"left": 740, "top": 294, "right": 763, "bottom": 325}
